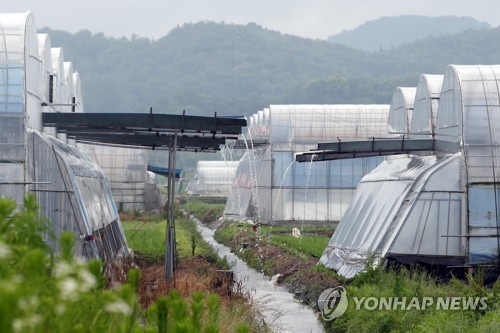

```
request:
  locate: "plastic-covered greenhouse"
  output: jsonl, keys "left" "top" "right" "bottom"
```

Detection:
{"left": 411, "top": 74, "right": 443, "bottom": 137}
{"left": 387, "top": 87, "right": 416, "bottom": 135}
{"left": 81, "top": 145, "right": 162, "bottom": 212}
{"left": 0, "top": 12, "right": 128, "bottom": 262}
{"left": 186, "top": 161, "right": 239, "bottom": 196}
{"left": 320, "top": 65, "right": 500, "bottom": 277}
{"left": 224, "top": 104, "right": 390, "bottom": 224}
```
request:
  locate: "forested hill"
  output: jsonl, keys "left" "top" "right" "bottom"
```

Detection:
{"left": 328, "top": 15, "right": 491, "bottom": 51}
{"left": 41, "top": 21, "right": 500, "bottom": 117}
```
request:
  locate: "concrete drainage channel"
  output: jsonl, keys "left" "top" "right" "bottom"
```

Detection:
{"left": 192, "top": 216, "right": 325, "bottom": 333}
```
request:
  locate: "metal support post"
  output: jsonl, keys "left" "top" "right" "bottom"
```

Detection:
{"left": 164, "top": 133, "right": 178, "bottom": 285}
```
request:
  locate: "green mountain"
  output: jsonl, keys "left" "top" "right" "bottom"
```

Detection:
{"left": 41, "top": 21, "right": 500, "bottom": 117}
{"left": 328, "top": 15, "right": 491, "bottom": 51}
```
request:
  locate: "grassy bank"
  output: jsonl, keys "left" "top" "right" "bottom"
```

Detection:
{"left": 211, "top": 219, "right": 499, "bottom": 333}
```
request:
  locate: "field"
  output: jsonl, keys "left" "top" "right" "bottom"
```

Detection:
{"left": 120, "top": 211, "right": 261, "bottom": 331}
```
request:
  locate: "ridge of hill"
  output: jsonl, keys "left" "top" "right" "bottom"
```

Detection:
{"left": 42, "top": 21, "right": 500, "bottom": 116}
{"left": 328, "top": 15, "right": 491, "bottom": 51}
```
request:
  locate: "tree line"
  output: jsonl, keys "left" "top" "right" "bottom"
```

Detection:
{"left": 41, "top": 21, "right": 500, "bottom": 117}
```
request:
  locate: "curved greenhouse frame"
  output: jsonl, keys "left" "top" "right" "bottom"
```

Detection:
{"left": 37, "top": 33, "right": 53, "bottom": 107}
{"left": 387, "top": 87, "right": 416, "bottom": 135}
{"left": 321, "top": 65, "right": 500, "bottom": 277}
{"left": 73, "top": 71, "right": 84, "bottom": 112}
{"left": 50, "top": 47, "right": 65, "bottom": 106}
{"left": 411, "top": 74, "right": 443, "bottom": 136}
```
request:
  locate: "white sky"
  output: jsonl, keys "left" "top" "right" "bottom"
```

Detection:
{"left": 3, "top": 0, "right": 499, "bottom": 39}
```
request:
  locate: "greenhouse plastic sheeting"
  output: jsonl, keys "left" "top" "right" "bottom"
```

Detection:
{"left": 386, "top": 155, "right": 465, "bottom": 259}
{"left": 387, "top": 87, "right": 416, "bottom": 135}
{"left": 72, "top": 71, "right": 84, "bottom": 112}
{"left": 0, "top": 163, "right": 24, "bottom": 207}
{"left": 411, "top": 74, "right": 443, "bottom": 136}
{"left": 436, "top": 65, "right": 500, "bottom": 264}
{"left": 27, "top": 130, "right": 128, "bottom": 261}
{"left": 259, "top": 105, "right": 390, "bottom": 152}
{"left": 51, "top": 48, "right": 66, "bottom": 106}
{"left": 80, "top": 144, "right": 161, "bottom": 212}
{"left": 187, "top": 161, "right": 238, "bottom": 196}
{"left": 320, "top": 154, "right": 459, "bottom": 278}
{"left": 225, "top": 146, "right": 270, "bottom": 219}
{"left": 37, "top": 34, "right": 53, "bottom": 106}
{"left": 0, "top": 13, "right": 38, "bottom": 160}
{"left": 225, "top": 105, "right": 389, "bottom": 224}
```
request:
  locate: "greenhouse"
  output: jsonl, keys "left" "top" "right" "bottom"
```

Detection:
{"left": 0, "top": 12, "right": 128, "bottom": 262}
{"left": 319, "top": 65, "right": 500, "bottom": 278}
{"left": 411, "top": 74, "right": 443, "bottom": 137}
{"left": 387, "top": 87, "right": 416, "bottom": 136}
{"left": 81, "top": 144, "right": 162, "bottom": 212}
{"left": 224, "top": 104, "right": 390, "bottom": 225}
{"left": 186, "top": 160, "right": 239, "bottom": 196}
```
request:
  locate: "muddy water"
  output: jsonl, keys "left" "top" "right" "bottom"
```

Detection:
{"left": 193, "top": 217, "right": 325, "bottom": 333}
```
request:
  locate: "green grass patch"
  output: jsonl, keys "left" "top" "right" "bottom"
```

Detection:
{"left": 214, "top": 220, "right": 334, "bottom": 259}
{"left": 212, "top": 220, "right": 242, "bottom": 244}
{"left": 181, "top": 196, "right": 226, "bottom": 223}
{"left": 122, "top": 217, "right": 208, "bottom": 257}
{"left": 122, "top": 216, "right": 232, "bottom": 270}
{"left": 270, "top": 235, "right": 330, "bottom": 258}
{"left": 177, "top": 217, "right": 233, "bottom": 270}
{"left": 122, "top": 220, "right": 166, "bottom": 254}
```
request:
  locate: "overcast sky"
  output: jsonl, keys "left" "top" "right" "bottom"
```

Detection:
{"left": 4, "top": 0, "right": 500, "bottom": 40}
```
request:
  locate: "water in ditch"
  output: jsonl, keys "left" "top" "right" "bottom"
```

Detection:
{"left": 193, "top": 216, "right": 325, "bottom": 333}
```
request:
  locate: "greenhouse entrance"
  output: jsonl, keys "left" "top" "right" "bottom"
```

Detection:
{"left": 42, "top": 110, "right": 246, "bottom": 282}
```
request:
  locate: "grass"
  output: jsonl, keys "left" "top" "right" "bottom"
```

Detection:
{"left": 270, "top": 235, "right": 330, "bottom": 258}
{"left": 2, "top": 195, "right": 256, "bottom": 333}
{"left": 122, "top": 220, "right": 166, "bottom": 254}
{"left": 329, "top": 266, "right": 500, "bottom": 333}
{"left": 214, "top": 221, "right": 334, "bottom": 259}
{"left": 122, "top": 216, "right": 232, "bottom": 269}
{"left": 180, "top": 196, "right": 226, "bottom": 223}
